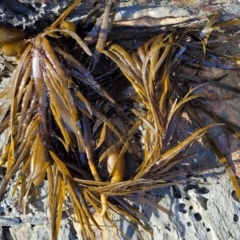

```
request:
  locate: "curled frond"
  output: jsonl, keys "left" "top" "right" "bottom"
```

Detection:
{"left": 1, "top": 2, "right": 240, "bottom": 240}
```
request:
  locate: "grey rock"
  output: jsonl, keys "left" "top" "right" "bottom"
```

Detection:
{"left": 0, "top": 0, "right": 240, "bottom": 31}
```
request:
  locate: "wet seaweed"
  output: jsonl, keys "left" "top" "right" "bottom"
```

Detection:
{"left": 0, "top": 1, "right": 240, "bottom": 240}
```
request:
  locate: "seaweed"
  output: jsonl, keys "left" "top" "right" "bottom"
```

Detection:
{"left": 0, "top": 1, "right": 240, "bottom": 239}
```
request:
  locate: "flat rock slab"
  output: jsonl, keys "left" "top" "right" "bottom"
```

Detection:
{"left": 0, "top": 0, "right": 240, "bottom": 30}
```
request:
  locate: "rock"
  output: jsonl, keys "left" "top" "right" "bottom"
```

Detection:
{"left": 120, "top": 167, "right": 240, "bottom": 240}
{"left": 0, "top": 0, "right": 240, "bottom": 31}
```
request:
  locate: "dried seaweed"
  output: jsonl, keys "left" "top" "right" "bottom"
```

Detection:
{"left": 0, "top": 1, "right": 240, "bottom": 240}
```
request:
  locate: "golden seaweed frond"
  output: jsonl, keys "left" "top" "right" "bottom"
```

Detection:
{"left": 100, "top": 12, "right": 240, "bottom": 200}
{"left": 1, "top": 1, "right": 240, "bottom": 240}
{"left": 0, "top": 1, "right": 126, "bottom": 239}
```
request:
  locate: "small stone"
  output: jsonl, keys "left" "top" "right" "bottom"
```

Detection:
{"left": 233, "top": 214, "right": 239, "bottom": 222}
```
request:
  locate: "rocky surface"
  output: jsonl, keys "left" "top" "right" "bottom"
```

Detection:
{"left": 131, "top": 168, "right": 240, "bottom": 240}
{"left": 0, "top": 0, "right": 240, "bottom": 31}
{"left": 0, "top": 1, "right": 240, "bottom": 240}
{"left": 0, "top": 167, "right": 239, "bottom": 240}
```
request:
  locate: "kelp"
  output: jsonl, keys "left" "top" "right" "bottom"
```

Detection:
{"left": 0, "top": 1, "right": 128, "bottom": 239}
{"left": 100, "top": 34, "right": 216, "bottom": 182}
{"left": 0, "top": 1, "right": 240, "bottom": 240}
{"left": 99, "top": 10, "right": 240, "bottom": 198}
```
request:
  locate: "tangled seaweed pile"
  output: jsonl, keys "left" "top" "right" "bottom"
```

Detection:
{"left": 0, "top": 0, "right": 240, "bottom": 239}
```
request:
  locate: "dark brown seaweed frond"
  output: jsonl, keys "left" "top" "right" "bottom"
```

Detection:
{"left": 99, "top": 11, "right": 240, "bottom": 199}
{"left": 0, "top": 2, "right": 240, "bottom": 240}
